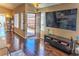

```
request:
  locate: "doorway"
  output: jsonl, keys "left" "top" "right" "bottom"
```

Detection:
{"left": 27, "top": 13, "right": 36, "bottom": 37}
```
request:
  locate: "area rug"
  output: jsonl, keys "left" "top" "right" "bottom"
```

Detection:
{"left": 10, "top": 50, "right": 25, "bottom": 56}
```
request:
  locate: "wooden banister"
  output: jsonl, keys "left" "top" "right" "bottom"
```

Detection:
{"left": 14, "top": 27, "right": 25, "bottom": 39}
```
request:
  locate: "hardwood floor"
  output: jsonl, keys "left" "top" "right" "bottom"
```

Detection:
{"left": 6, "top": 31, "right": 24, "bottom": 52}
{"left": 45, "top": 42, "right": 68, "bottom": 56}
{"left": 5, "top": 31, "right": 69, "bottom": 56}
{"left": 23, "top": 36, "right": 69, "bottom": 56}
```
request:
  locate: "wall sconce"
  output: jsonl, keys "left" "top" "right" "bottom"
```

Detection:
{"left": 6, "top": 14, "right": 12, "bottom": 20}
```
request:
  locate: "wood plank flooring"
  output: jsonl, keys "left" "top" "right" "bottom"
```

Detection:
{"left": 45, "top": 42, "right": 68, "bottom": 56}
{"left": 5, "top": 31, "right": 69, "bottom": 56}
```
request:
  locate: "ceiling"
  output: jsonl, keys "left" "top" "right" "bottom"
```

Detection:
{"left": 0, "top": 3, "right": 22, "bottom": 10}
{"left": 38, "top": 3, "right": 60, "bottom": 8}
{"left": 0, "top": 3, "right": 59, "bottom": 10}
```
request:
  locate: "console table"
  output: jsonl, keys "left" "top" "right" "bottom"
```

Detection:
{"left": 44, "top": 34, "right": 73, "bottom": 54}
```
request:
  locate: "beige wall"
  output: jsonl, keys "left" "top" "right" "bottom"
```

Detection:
{"left": 13, "top": 3, "right": 35, "bottom": 14}
{"left": 40, "top": 3, "right": 79, "bottom": 40}
{"left": 14, "top": 4, "right": 25, "bottom": 13}
{"left": 0, "top": 6, "right": 12, "bottom": 16}
{"left": 13, "top": 4, "right": 35, "bottom": 35}
{"left": 25, "top": 4, "right": 35, "bottom": 12}
{"left": 13, "top": 4, "right": 25, "bottom": 29}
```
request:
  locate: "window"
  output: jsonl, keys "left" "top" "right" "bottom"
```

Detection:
{"left": 0, "top": 14, "right": 6, "bottom": 37}
{"left": 14, "top": 13, "right": 19, "bottom": 28}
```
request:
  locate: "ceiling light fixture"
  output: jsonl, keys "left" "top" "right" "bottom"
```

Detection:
{"left": 32, "top": 3, "right": 40, "bottom": 8}
{"left": 32, "top": 3, "right": 40, "bottom": 13}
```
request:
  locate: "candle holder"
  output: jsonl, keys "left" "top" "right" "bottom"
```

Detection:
{"left": 48, "top": 29, "right": 52, "bottom": 35}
